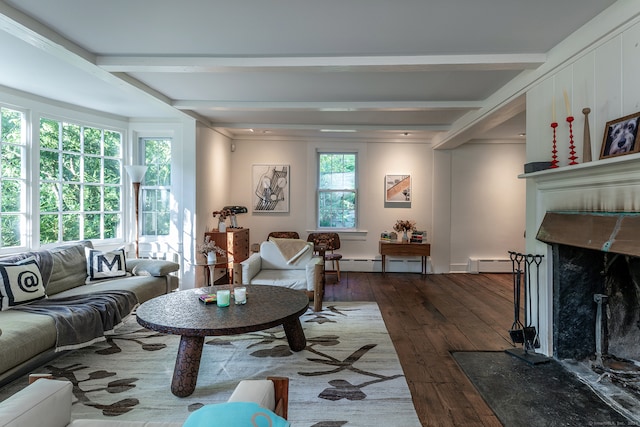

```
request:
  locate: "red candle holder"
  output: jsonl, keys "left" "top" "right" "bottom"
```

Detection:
{"left": 567, "top": 116, "right": 578, "bottom": 165}
{"left": 550, "top": 122, "right": 559, "bottom": 168}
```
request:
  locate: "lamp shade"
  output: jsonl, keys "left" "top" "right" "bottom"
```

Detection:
{"left": 125, "top": 165, "right": 148, "bottom": 183}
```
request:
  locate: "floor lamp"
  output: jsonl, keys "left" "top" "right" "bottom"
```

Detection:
{"left": 125, "top": 165, "right": 148, "bottom": 259}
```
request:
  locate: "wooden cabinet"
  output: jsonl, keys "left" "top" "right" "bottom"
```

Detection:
{"left": 204, "top": 228, "right": 250, "bottom": 284}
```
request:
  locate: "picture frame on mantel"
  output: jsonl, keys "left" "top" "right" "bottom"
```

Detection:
{"left": 600, "top": 112, "right": 640, "bottom": 160}
{"left": 384, "top": 174, "right": 411, "bottom": 208}
{"left": 252, "top": 164, "right": 290, "bottom": 213}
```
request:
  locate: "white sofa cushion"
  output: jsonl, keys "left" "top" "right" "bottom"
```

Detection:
{"left": 0, "top": 379, "right": 71, "bottom": 427}
{"left": 249, "top": 270, "right": 310, "bottom": 291}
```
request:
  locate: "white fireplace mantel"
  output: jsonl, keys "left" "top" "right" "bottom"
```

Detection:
{"left": 519, "top": 152, "right": 640, "bottom": 357}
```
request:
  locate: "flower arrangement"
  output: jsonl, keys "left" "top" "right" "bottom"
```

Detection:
{"left": 212, "top": 209, "right": 232, "bottom": 221}
{"left": 393, "top": 219, "right": 416, "bottom": 233}
{"left": 197, "top": 237, "right": 226, "bottom": 257}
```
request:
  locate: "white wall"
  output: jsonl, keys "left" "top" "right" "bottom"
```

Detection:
{"left": 221, "top": 136, "right": 525, "bottom": 273}
{"left": 191, "top": 124, "right": 232, "bottom": 288}
{"left": 450, "top": 142, "right": 526, "bottom": 271}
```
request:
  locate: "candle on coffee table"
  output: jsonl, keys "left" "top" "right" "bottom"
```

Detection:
{"left": 216, "top": 289, "right": 230, "bottom": 307}
{"left": 234, "top": 287, "right": 247, "bottom": 304}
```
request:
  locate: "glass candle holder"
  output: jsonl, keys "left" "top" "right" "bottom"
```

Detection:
{"left": 216, "top": 289, "right": 230, "bottom": 307}
{"left": 234, "top": 287, "right": 247, "bottom": 305}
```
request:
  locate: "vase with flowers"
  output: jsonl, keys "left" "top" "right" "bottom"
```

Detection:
{"left": 198, "top": 237, "right": 226, "bottom": 265}
{"left": 212, "top": 208, "right": 232, "bottom": 232}
{"left": 393, "top": 219, "right": 416, "bottom": 242}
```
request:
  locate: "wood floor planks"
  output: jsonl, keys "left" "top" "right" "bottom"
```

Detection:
{"left": 324, "top": 271, "right": 515, "bottom": 426}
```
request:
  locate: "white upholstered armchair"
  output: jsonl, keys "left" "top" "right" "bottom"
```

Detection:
{"left": 234, "top": 239, "right": 324, "bottom": 311}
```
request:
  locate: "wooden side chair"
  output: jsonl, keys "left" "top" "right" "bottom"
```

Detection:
{"left": 307, "top": 232, "right": 342, "bottom": 282}
{"left": 267, "top": 231, "right": 300, "bottom": 240}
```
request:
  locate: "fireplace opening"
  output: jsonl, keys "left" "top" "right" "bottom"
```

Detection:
{"left": 538, "top": 212, "right": 640, "bottom": 421}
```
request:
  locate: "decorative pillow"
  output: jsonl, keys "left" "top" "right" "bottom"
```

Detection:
{"left": 0, "top": 256, "right": 45, "bottom": 311}
{"left": 182, "top": 402, "right": 290, "bottom": 427}
{"left": 85, "top": 247, "right": 128, "bottom": 284}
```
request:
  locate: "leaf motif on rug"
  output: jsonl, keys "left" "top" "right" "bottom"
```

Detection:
{"left": 4, "top": 302, "right": 420, "bottom": 426}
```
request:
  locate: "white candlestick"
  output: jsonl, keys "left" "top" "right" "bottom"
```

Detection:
{"left": 563, "top": 90, "right": 571, "bottom": 117}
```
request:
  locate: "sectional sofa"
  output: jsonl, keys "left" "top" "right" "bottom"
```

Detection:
{"left": 0, "top": 240, "right": 180, "bottom": 386}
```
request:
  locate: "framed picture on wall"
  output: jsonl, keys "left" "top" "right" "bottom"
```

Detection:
{"left": 385, "top": 174, "right": 411, "bottom": 203}
{"left": 600, "top": 112, "right": 640, "bottom": 159}
{"left": 252, "top": 164, "right": 290, "bottom": 213}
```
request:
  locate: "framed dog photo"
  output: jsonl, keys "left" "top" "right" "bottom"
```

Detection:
{"left": 600, "top": 112, "right": 640, "bottom": 159}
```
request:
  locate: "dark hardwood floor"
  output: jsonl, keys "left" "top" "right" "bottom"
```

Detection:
{"left": 323, "top": 271, "right": 516, "bottom": 427}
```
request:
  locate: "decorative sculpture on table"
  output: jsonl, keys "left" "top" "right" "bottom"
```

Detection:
{"left": 564, "top": 90, "right": 578, "bottom": 165}
{"left": 582, "top": 107, "right": 592, "bottom": 162}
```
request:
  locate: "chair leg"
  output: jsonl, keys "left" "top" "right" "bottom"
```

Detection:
{"left": 335, "top": 260, "right": 340, "bottom": 282}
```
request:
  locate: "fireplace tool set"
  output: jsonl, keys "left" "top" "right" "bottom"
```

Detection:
{"left": 507, "top": 251, "right": 549, "bottom": 364}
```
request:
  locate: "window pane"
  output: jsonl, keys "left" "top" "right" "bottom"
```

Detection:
{"left": 1, "top": 179, "right": 21, "bottom": 212}
{"left": 103, "top": 159, "right": 120, "bottom": 184}
{"left": 84, "top": 127, "right": 102, "bottom": 155}
{"left": 84, "top": 157, "right": 101, "bottom": 183}
{"left": 62, "top": 123, "right": 81, "bottom": 152}
{"left": 1, "top": 145, "right": 21, "bottom": 178}
{"left": 62, "top": 214, "right": 80, "bottom": 241}
{"left": 40, "top": 150, "right": 59, "bottom": 181}
{"left": 84, "top": 185, "right": 101, "bottom": 211}
{"left": 1, "top": 215, "right": 21, "bottom": 247}
{"left": 104, "top": 186, "right": 120, "bottom": 211}
{"left": 318, "top": 153, "right": 357, "bottom": 229}
{"left": 139, "top": 137, "right": 172, "bottom": 237}
{"left": 319, "top": 191, "right": 356, "bottom": 228}
{"left": 39, "top": 118, "right": 59, "bottom": 150}
{"left": 104, "top": 130, "right": 121, "bottom": 157}
{"left": 1, "top": 108, "right": 22, "bottom": 143}
{"left": 62, "top": 184, "right": 80, "bottom": 211}
{"left": 84, "top": 214, "right": 101, "bottom": 239}
{"left": 1, "top": 107, "right": 26, "bottom": 249}
{"left": 40, "top": 214, "right": 59, "bottom": 244}
{"left": 39, "top": 117, "right": 123, "bottom": 243}
{"left": 62, "top": 153, "right": 81, "bottom": 182}
{"left": 104, "top": 213, "right": 120, "bottom": 238}
{"left": 40, "top": 182, "right": 59, "bottom": 212}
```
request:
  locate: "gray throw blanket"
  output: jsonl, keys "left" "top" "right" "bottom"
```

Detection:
{"left": 14, "top": 290, "right": 138, "bottom": 352}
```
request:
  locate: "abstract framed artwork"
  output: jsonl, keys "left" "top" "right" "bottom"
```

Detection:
{"left": 252, "top": 164, "right": 290, "bottom": 213}
{"left": 385, "top": 174, "right": 411, "bottom": 203}
{"left": 600, "top": 112, "right": 640, "bottom": 159}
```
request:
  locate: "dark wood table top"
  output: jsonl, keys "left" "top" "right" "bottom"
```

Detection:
{"left": 136, "top": 285, "right": 309, "bottom": 337}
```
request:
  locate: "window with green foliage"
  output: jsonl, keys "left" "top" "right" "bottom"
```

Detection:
{"left": 0, "top": 107, "right": 26, "bottom": 248}
{"left": 39, "top": 118, "right": 123, "bottom": 244}
{"left": 318, "top": 152, "right": 357, "bottom": 229}
{"left": 140, "top": 138, "right": 171, "bottom": 236}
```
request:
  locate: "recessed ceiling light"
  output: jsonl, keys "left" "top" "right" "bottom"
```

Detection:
{"left": 319, "top": 129, "right": 357, "bottom": 133}
{"left": 519, "top": 132, "right": 526, "bottom": 137}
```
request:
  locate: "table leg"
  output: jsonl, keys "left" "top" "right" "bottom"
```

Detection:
{"left": 422, "top": 256, "right": 427, "bottom": 275}
{"left": 171, "top": 335, "right": 204, "bottom": 397}
{"left": 282, "top": 318, "right": 306, "bottom": 352}
{"left": 382, "top": 254, "right": 386, "bottom": 275}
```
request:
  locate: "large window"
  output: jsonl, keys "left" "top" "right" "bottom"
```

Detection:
{"left": 0, "top": 107, "right": 26, "bottom": 248}
{"left": 140, "top": 138, "right": 171, "bottom": 236}
{"left": 318, "top": 152, "right": 357, "bottom": 229}
{"left": 39, "top": 118, "right": 123, "bottom": 243}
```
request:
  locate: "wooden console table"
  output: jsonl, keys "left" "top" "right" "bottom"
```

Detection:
{"left": 379, "top": 241, "right": 431, "bottom": 275}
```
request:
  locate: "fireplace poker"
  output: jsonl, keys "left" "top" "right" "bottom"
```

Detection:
{"left": 509, "top": 251, "right": 525, "bottom": 344}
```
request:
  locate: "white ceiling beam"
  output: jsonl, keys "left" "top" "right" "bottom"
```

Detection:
{"left": 172, "top": 100, "right": 483, "bottom": 111}
{"left": 97, "top": 54, "right": 546, "bottom": 73}
{"left": 212, "top": 123, "right": 450, "bottom": 131}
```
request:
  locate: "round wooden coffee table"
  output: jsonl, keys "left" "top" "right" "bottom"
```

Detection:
{"left": 136, "top": 284, "right": 309, "bottom": 397}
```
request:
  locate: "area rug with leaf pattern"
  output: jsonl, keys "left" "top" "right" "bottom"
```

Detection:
{"left": 0, "top": 302, "right": 421, "bottom": 427}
